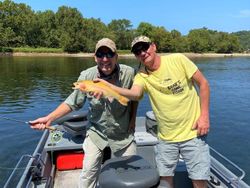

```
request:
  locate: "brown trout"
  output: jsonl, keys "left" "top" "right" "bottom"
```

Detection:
{"left": 73, "top": 80, "right": 129, "bottom": 106}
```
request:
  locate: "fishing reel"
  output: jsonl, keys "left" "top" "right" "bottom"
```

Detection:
{"left": 50, "top": 130, "right": 63, "bottom": 143}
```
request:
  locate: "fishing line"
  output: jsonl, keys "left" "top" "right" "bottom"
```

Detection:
{"left": 0, "top": 115, "right": 30, "bottom": 125}
{"left": 0, "top": 115, "right": 64, "bottom": 143}
{"left": 0, "top": 115, "right": 57, "bottom": 131}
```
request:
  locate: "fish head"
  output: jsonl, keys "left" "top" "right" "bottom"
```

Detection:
{"left": 72, "top": 81, "right": 87, "bottom": 91}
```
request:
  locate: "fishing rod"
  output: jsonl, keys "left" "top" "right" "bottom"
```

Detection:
{"left": 0, "top": 115, "right": 56, "bottom": 131}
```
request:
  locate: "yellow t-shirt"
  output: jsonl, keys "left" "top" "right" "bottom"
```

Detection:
{"left": 134, "top": 53, "right": 200, "bottom": 142}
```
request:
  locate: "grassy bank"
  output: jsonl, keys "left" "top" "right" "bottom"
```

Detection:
{"left": 0, "top": 47, "right": 63, "bottom": 53}
{"left": 1, "top": 47, "right": 250, "bottom": 58}
{"left": 12, "top": 47, "right": 64, "bottom": 53}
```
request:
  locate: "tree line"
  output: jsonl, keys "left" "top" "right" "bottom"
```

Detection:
{"left": 1, "top": 0, "right": 250, "bottom": 53}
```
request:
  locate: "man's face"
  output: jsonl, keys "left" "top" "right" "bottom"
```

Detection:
{"left": 95, "top": 46, "right": 117, "bottom": 75}
{"left": 132, "top": 42, "right": 156, "bottom": 67}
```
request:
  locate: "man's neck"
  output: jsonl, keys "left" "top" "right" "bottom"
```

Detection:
{"left": 148, "top": 55, "right": 161, "bottom": 72}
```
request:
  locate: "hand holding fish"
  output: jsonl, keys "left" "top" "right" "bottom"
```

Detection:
{"left": 91, "top": 78, "right": 112, "bottom": 99}
{"left": 72, "top": 80, "right": 129, "bottom": 106}
{"left": 89, "top": 91, "right": 103, "bottom": 100}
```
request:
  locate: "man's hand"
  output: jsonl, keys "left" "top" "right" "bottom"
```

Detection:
{"left": 89, "top": 91, "right": 103, "bottom": 100}
{"left": 192, "top": 115, "right": 210, "bottom": 136}
{"left": 91, "top": 78, "right": 112, "bottom": 99}
{"left": 29, "top": 116, "right": 52, "bottom": 130}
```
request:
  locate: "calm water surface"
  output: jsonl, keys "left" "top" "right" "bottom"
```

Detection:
{"left": 0, "top": 56, "right": 250, "bottom": 186}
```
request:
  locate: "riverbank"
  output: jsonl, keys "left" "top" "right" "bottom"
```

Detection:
{"left": 1, "top": 52, "right": 250, "bottom": 59}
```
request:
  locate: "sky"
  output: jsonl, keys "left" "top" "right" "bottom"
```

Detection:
{"left": 10, "top": 0, "right": 250, "bottom": 35}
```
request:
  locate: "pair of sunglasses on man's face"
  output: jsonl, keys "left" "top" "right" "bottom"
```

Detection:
{"left": 96, "top": 51, "right": 115, "bottom": 59}
{"left": 132, "top": 42, "right": 151, "bottom": 56}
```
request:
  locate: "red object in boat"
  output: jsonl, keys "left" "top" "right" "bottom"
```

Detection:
{"left": 56, "top": 152, "right": 84, "bottom": 170}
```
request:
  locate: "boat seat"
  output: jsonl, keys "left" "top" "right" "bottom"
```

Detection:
{"left": 55, "top": 111, "right": 88, "bottom": 137}
{"left": 62, "top": 120, "right": 88, "bottom": 136}
{"left": 55, "top": 111, "right": 88, "bottom": 124}
{"left": 99, "top": 155, "right": 159, "bottom": 188}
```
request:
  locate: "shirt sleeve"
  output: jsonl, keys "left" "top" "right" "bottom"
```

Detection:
{"left": 64, "top": 71, "right": 87, "bottom": 111}
{"left": 133, "top": 73, "right": 146, "bottom": 88}
{"left": 64, "top": 90, "right": 86, "bottom": 111}
{"left": 179, "top": 54, "right": 198, "bottom": 79}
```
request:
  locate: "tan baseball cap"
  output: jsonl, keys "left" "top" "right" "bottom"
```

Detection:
{"left": 131, "top": 36, "right": 151, "bottom": 51}
{"left": 95, "top": 38, "right": 116, "bottom": 53}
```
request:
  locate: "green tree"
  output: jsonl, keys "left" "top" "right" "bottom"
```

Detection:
{"left": 188, "top": 28, "right": 212, "bottom": 53}
{"left": 136, "top": 23, "right": 172, "bottom": 52}
{"left": 136, "top": 22, "right": 155, "bottom": 38}
{"left": 0, "top": 22, "right": 20, "bottom": 47}
{"left": 150, "top": 26, "right": 172, "bottom": 52}
{"left": 170, "top": 30, "right": 189, "bottom": 52}
{"left": 214, "top": 32, "right": 241, "bottom": 53}
{"left": 36, "top": 10, "right": 60, "bottom": 48}
{"left": 232, "top": 30, "right": 250, "bottom": 51}
{"left": 108, "top": 19, "right": 133, "bottom": 50}
{"left": 81, "top": 18, "right": 112, "bottom": 52}
{"left": 0, "top": 0, "right": 35, "bottom": 46}
{"left": 55, "top": 6, "right": 85, "bottom": 52}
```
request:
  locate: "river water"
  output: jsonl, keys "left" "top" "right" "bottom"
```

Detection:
{"left": 0, "top": 55, "right": 250, "bottom": 186}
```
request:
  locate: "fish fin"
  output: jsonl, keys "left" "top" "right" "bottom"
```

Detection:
{"left": 118, "top": 96, "right": 129, "bottom": 106}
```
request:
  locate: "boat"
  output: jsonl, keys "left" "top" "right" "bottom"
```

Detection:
{"left": 4, "top": 111, "right": 250, "bottom": 188}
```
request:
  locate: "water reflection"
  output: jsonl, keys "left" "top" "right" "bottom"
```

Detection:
{"left": 0, "top": 57, "right": 93, "bottom": 113}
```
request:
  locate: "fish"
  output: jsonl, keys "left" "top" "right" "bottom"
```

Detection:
{"left": 72, "top": 80, "right": 129, "bottom": 106}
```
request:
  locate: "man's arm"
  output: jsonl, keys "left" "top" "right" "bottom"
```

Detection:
{"left": 113, "top": 84, "right": 143, "bottom": 101}
{"left": 29, "top": 102, "right": 72, "bottom": 130}
{"left": 191, "top": 69, "right": 210, "bottom": 135}
{"left": 128, "top": 101, "right": 139, "bottom": 132}
{"left": 95, "top": 78, "right": 143, "bottom": 101}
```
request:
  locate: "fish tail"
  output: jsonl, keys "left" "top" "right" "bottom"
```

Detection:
{"left": 118, "top": 96, "right": 129, "bottom": 106}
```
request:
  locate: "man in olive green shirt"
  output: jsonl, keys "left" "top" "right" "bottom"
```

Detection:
{"left": 30, "top": 38, "right": 138, "bottom": 188}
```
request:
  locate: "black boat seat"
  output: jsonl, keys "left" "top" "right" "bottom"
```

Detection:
{"left": 55, "top": 111, "right": 88, "bottom": 124}
{"left": 55, "top": 111, "right": 88, "bottom": 136}
{"left": 99, "top": 155, "right": 159, "bottom": 188}
{"left": 62, "top": 120, "right": 88, "bottom": 136}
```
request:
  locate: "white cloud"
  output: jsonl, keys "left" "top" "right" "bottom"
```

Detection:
{"left": 236, "top": 9, "right": 250, "bottom": 18}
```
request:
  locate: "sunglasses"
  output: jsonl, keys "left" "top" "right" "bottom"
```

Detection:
{"left": 95, "top": 51, "right": 115, "bottom": 59}
{"left": 132, "top": 43, "right": 150, "bottom": 56}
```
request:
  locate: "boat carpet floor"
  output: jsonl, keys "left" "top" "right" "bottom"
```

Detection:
{"left": 54, "top": 169, "right": 81, "bottom": 188}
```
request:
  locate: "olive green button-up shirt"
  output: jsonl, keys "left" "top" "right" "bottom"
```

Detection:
{"left": 64, "top": 64, "right": 135, "bottom": 152}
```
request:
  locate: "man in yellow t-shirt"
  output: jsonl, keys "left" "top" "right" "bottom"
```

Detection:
{"left": 100, "top": 36, "right": 210, "bottom": 188}
{"left": 134, "top": 53, "right": 201, "bottom": 143}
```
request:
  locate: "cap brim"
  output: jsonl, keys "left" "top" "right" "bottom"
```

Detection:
{"left": 95, "top": 45, "right": 116, "bottom": 53}
{"left": 131, "top": 42, "right": 149, "bottom": 52}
